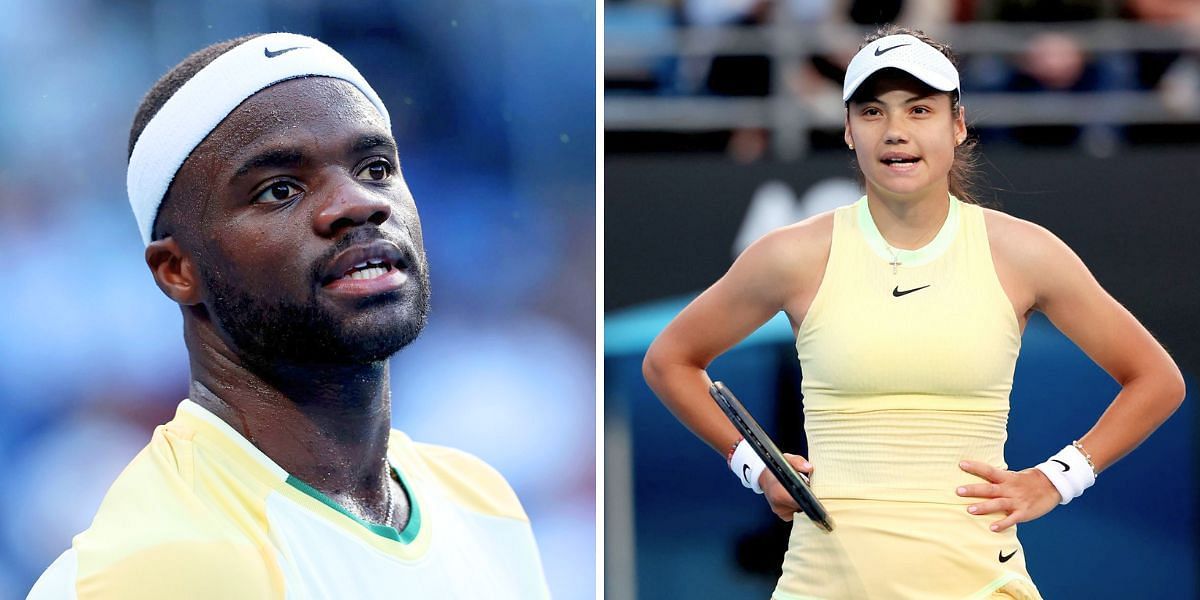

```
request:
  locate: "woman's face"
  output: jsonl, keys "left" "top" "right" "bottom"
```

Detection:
{"left": 844, "top": 71, "right": 966, "bottom": 202}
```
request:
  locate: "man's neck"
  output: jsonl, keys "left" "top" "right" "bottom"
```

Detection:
{"left": 185, "top": 326, "right": 405, "bottom": 528}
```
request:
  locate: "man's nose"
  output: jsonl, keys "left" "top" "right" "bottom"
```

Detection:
{"left": 313, "top": 175, "right": 392, "bottom": 237}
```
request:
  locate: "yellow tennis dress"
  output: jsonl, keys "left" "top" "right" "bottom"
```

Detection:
{"left": 777, "top": 195, "right": 1042, "bottom": 599}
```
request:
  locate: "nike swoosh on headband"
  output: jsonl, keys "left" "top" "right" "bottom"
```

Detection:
{"left": 874, "top": 43, "right": 911, "bottom": 56}
{"left": 264, "top": 46, "right": 306, "bottom": 58}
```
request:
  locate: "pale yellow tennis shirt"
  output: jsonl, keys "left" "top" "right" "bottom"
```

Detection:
{"left": 28, "top": 400, "right": 550, "bottom": 599}
{"left": 777, "top": 195, "right": 1042, "bottom": 600}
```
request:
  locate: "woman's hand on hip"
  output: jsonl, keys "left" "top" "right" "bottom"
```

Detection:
{"left": 956, "top": 460, "right": 1061, "bottom": 532}
{"left": 761, "top": 453, "right": 814, "bottom": 521}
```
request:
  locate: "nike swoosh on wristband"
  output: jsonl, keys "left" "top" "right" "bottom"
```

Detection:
{"left": 892, "top": 284, "right": 931, "bottom": 297}
{"left": 875, "top": 43, "right": 911, "bottom": 56}
{"left": 999, "top": 549, "right": 1018, "bottom": 563}
{"left": 742, "top": 464, "right": 752, "bottom": 485}
{"left": 1052, "top": 459, "right": 1070, "bottom": 471}
{"left": 264, "top": 46, "right": 306, "bottom": 58}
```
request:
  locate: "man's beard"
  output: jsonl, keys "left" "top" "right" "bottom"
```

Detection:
{"left": 201, "top": 254, "right": 431, "bottom": 368}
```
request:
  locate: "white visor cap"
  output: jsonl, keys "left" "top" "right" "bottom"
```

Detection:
{"left": 842, "top": 34, "right": 960, "bottom": 103}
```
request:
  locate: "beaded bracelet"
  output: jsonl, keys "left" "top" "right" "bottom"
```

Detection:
{"left": 726, "top": 436, "right": 743, "bottom": 466}
{"left": 1072, "top": 439, "right": 1097, "bottom": 475}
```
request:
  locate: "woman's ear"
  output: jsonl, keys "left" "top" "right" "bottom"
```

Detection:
{"left": 844, "top": 113, "right": 855, "bottom": 150}
{"left": 954, "top": 105, "right": 967, "bottom": 146}
{"left": 146, "top": 237, "right": 202, "bottom": 306}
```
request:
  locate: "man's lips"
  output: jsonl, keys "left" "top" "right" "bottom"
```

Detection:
{"left": 323, "top": 267, "right": 409, "bottom": 295}
{"left": 320, "top": 239, "right": 413, "bottom": 295}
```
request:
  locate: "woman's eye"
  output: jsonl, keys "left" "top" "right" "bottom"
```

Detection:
{"left": 357, "top": 160, "right": 392, "bottom": 181}
{"left": 254, "top": 182, "right": 301, "bottom": 203}
{"left": 913, "top": 106, "right": 930, "bottom": 115}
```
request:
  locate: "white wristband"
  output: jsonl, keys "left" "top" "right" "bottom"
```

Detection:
{"left": 729, "top": 439, "right": 767, "bottom": 494}
{"left": 1034, "top": 444, "right": 1097, "bottom": 505}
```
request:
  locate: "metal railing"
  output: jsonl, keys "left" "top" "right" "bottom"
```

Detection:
{"left": 605, "top": 19, "right": 1200, "bottom": 158}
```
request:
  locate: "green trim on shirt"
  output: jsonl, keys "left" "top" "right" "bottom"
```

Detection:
{"left": 285, "top": 463, "right": 422, "bottom": 544}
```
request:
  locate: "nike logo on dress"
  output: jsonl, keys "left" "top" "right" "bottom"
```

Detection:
{"left": 892, "top": 284, "right": 931, "bottom": 297}
{"left": 1052, "top": 459, "right": 1070, "bottom": 472}
{"left": 999, "top": 549, "right": 1018, "bottom": 563}
{"left": 875, "top": 43, "right": 911, "bottom": 56}
{"left": 264, "top": 46, "right": 306, "bottom": 58}
{"left": 742, "top": 464, "right": 752, "bottom": 485}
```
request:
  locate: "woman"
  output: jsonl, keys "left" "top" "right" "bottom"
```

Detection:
{"left": 642, "top": 26, "right": 1185, "bottom": 599}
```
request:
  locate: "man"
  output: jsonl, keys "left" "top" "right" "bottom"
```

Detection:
{"left": 28, "top": 33, "right": 550, "bottom": 599}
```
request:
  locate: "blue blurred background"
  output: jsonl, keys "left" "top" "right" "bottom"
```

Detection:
{"left": 605, "top": 1, "right": 1199, "bottom": 598}
{"left": 0, "top": 1, "right": 595, "bottom": 598}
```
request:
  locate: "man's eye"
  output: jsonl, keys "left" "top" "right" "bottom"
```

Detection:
{"left": 357, "top": 160, "right": 392, "bottom": 181}
{"left": 254, "top": 182, "right": 301, "bottom": 203}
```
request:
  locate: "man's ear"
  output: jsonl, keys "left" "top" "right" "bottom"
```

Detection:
{"left": 146, "top": 237, "right": 202, "bottom": 305}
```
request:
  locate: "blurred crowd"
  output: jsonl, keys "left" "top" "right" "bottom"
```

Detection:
{"left": 607, "top": 0, "right": 1200, "bottom": 159}
{"left": 0, "top": 2, "right": 595, "bottom": 599}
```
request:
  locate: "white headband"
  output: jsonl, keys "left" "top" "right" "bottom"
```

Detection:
{"left": 127, "top": 32, "right": 391, "bottom": 246}
{"left": 842, "top": 34, "right": 960, "bottom": 103}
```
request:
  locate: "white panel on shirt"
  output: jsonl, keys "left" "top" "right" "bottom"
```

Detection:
{"left": 26, "top": 549, "right": 77, "bottom": 600}
{"left": 264, "top": 489, "right": 549, "bottom": 600}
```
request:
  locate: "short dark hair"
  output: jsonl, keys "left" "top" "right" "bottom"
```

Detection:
{"left": 127, "top": 34, "right": 262, "bottom": 242}
{"left": 127, "top": 34, "right": 262, "bottom": 160}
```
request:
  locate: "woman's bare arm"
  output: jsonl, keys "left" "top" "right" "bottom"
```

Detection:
{"left": 1020, "top": 222, "right": 1186, "bottom": 471}
{"left": 642, "top": 215, "right": 831, "bottom": 456}
{"left": 958, "top": 215, "right": 1185, "bottom": 532}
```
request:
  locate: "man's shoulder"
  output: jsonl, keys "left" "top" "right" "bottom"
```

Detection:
{"left": 67, "top": 421, "right": 265, "bottom": 565}
{"left": 29, "top": 540, "right": 276, "bottom": 600}
{"left": 388, "top": 431, "right": 528, "bottom": 522}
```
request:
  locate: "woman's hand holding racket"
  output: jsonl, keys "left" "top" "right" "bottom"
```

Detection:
{"left": 956, "top": 460, "right": 1061, "bottom": 533}
{"left": 761, "top": 453, "right": 815, "bottom": 521}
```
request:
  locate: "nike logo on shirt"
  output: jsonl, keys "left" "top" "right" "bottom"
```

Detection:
{"left": 892, "top": 284, "right": 931, "bottom": 297}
